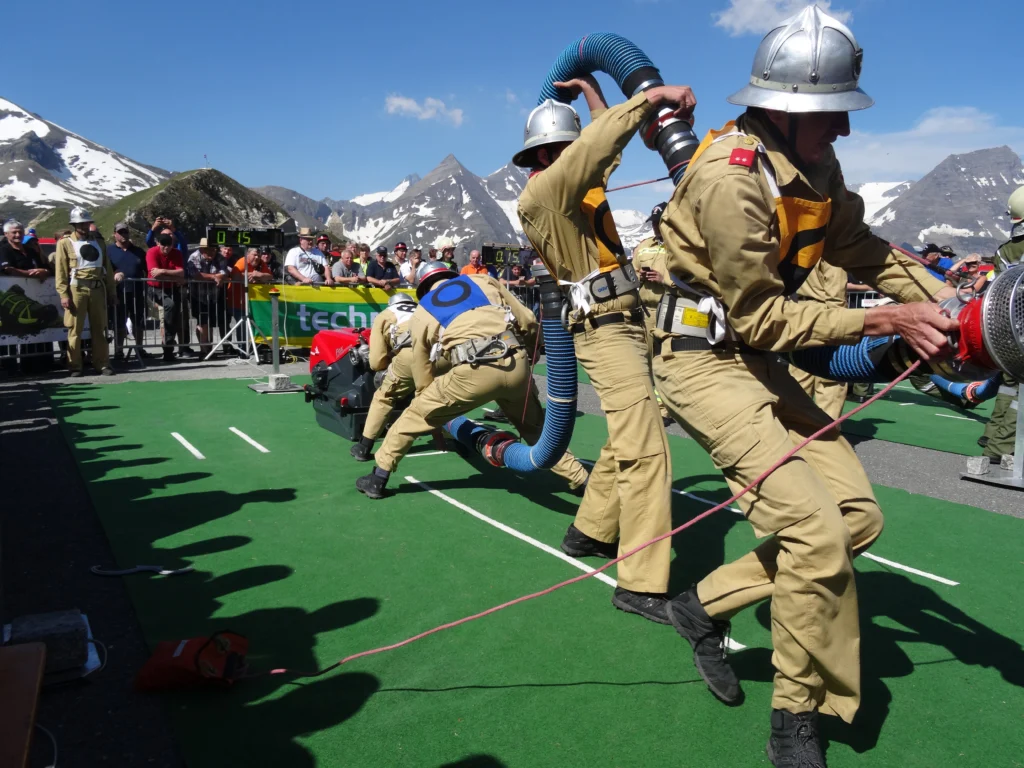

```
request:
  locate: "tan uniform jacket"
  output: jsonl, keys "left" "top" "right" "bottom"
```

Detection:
{"left": 54, "top": 232, "right": 116, "bottom": 300}
{"left": 518, "top": 93, "right": 656, "bottom": 315}
{"left": 660, "top": 112, "right": 944, "bottom": 352}
{"left": 409, "top": 275, "right": 537, "bottom": 394}
{"left": 368, "top": 307, "right": 413, "bottom": 372}
{"left": 796, "top": 259, "right": 847, "bottom": 308}
{"left": 633, "top": 236, "right": 669, "bottom": 312}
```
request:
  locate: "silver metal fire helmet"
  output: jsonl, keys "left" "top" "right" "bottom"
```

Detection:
{"left": 727, "top": 4, "right": 874, "bottom": 113}
{"left": 512, "top": 99, "right": 582, "bottom": 168}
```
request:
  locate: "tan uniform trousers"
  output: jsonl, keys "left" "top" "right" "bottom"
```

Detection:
{"left": 374, "top": 349, "right": 589, "bottom": 490}
{"left": 654, "top": 348, "right": 883, "bottom": 723}
{"left": 572, "top": 320, "right": 672, "bottom": 593}
{"left": 64, "top": 280, "right": 110, "bottom": 372}
{"left": 788, "top": 366, "right": 849, "bottom": 421}
{"left": 363, "top": 349, "right": 416, "bottom": 441}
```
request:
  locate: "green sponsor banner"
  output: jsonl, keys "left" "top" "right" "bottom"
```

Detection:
{"left": 247, "top": 284, "right": 416, "bottom": 346}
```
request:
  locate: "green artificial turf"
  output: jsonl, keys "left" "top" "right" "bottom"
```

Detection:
{"left": 839, "top": 383, "right": 993, "bottom": 455}
{"left": 47, "top": 379, "right": 1023, "bottom": 768}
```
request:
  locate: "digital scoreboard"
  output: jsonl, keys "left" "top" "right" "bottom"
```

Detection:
{"left": 206, "top": 225, "right": 284, "bottom": 248}
{"left": 482, "top": 242, "right": 532, "bottom": 269}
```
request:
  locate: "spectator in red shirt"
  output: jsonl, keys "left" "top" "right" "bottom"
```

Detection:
{"left": 459, "top": 249, "right": 492, "bottom": 276}
{"left": 146, "top": 233, "right": 188, "bottom": 361}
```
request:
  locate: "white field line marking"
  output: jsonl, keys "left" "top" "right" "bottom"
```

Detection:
{"left": 936, "top": 414, "right": 974, "bottom": 421}
{"left": 229, "top": 427, "right": 270, "bottom": 453}
{"left": 899, "top": 403, "right": 916, "bottom": 407}
{"left": 171, "top": 432, "right": 205, "bottom": 460}
{"left": 582, "top": 460, "right": 958, "bottom": 587}
{"left": 861, "top": 553, "right": 959, "bottom": 586}
{"left": 405, "top": 474, "right": 747, "bottom": 650}
{"left": 405, "top": 450, "right": 448, "bottom": 458}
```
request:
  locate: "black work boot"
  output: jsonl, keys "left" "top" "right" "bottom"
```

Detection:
{"left": 611, "top": 588, "right": 669, "bottom": 624}
{"left": 766, "top": 709, "right": 827, "bottom": 767}
{"left": 355, "top": 467, "right": 390, "bottom": 499}
{"left": 666, "top": 587, "right": 742, "bottom": 705}
{"left": 350, "top": 436, "right": 374, "bottom": 462}
{"left": 560, "top": 524, "right": 617, "bottom": 559}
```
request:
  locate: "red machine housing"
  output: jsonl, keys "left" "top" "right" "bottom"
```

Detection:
{"left": 309, "top": 328, "right": 372, "bottom": 371}
{"left": 955, "top": 296, "right": 997, "bottom": 372}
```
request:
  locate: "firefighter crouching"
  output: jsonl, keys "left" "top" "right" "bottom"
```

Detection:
{"left": 350, "top": 293, "right": 419, "bottom": 461}
{"left": 516, "top": 76, "right": 695, "bottom": 623}
{"left": 54, "top": 207, "right": 117, "bottom": 377}
{"left": 355, "top": 264, "right": 589, "bottom": 498}
{"left": 651, "top": 6, "right": 957, "bottom": 766}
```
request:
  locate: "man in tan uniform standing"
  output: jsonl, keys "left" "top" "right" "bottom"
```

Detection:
{"left": 516, "top": 76, "right": 695, "bottom": 623}
{"left": 787, "top": 260, "right": 849, "bottom": 419}
{"left": 650, "top": 7, "right": 957, "bottom": 765}
{"left": 355, "top": 264, "right": 589, "bottom": 498}
{"left": 54, "top": 207, "right": 117, "bottom": 377}
{"left": 350, "top": 293, "right": 418, "bottom": 461}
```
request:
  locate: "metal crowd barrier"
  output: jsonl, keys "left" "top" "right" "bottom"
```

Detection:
{"left": 0, "top": 276, "right": 253, "bottom": 367}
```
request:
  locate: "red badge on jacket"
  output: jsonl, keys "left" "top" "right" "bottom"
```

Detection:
{"left": 729, "top": 148, "right": 756, "bottom": 168}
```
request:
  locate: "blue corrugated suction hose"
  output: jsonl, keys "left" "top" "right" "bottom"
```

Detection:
{"left": 787, "top": 336, "right": 909, "bottom": 383}
{"left": 443, "top": 265, "right": 578, "bottom": 471}
{"left": 538, "top": 33, "right": 660, "bottom": 105}
{"left": 537, "top": 33, "right": 699, "bottom": 182}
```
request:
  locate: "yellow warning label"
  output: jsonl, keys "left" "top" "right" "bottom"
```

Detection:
{"left": 683, "top": 308, "right": 710, "bottom": 328}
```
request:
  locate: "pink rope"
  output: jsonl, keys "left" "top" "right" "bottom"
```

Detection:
{"left": 265, "top": 361, "right": 921, "bottom": 678}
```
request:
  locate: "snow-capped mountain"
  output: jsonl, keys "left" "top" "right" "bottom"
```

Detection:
{"left": 324, "top": 156, "right": 520, "bottom": 259}
{"left": 613, "top": 209, "right": 653, "bottom": 251}
{"left": 866, "top": 147, "right": 1024, "bottom": 255}
{"left": 482, "top": 162, "right": 531, "bottom": 239}
{"left": 0, "top": 97, "right": 168, "bottom": 222}
{"left": 849, "top": 181, "right": 913, "bottom": 221}
{"left": 349, "top": 176, "right": 417, "bottom": 207}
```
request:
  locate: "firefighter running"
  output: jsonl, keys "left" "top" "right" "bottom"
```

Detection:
{"left": 650, "top": 6, "right": 957, "bottom": 766}
{"left": 515, "top": 75, "right": 696, "bottom": 623}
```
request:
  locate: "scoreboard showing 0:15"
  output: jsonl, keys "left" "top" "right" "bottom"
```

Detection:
{"left": 205, "top": 225, "right": 284, "bottom": 248}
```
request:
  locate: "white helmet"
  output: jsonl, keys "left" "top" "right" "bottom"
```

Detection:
{"left": 727, "top": 4, "right": 873, "bottom": 114}
{"left": 69, "top": 206, "right": 94, "bottom": 224}
{"left": 434, "top": 235, "right": 455, "bottom": 251}
{"left": 1009, "top": 186, "right": 1024, "bottom": 239}
{"left": 512, "top": 99, "right": 582, "bottom": 168}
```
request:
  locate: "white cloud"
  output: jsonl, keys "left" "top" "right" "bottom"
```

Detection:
{"left": 505, "top": 89, "right": 520, "bottom": 106}
{"left": 714, "top": 0, "right": 851, "bottom": 36}
{"left": 385, "top": 94, "right": 464, "bottom": 127}
{"left": 837, "top": 107, "right": 1024, "bottom": 183}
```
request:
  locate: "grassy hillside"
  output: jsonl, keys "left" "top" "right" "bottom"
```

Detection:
{"left": 31, "top": 169, "right": 288, "bottom": 247}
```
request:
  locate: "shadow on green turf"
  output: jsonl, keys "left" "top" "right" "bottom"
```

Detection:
{"left": 48, "top": 387, "right": 399, "bottom": 766}
{"left": 739, "top": 569, "right": 1024, "bottom": 756}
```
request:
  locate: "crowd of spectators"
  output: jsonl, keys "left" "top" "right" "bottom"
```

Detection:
{"left": 1, "top": 213, "right": 547, "bottom": 374}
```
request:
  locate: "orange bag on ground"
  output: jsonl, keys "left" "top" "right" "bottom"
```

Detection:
{"left": 135, "top": 631, "right": 249, "bottom": 691}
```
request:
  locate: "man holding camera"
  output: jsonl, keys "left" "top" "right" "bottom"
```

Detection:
{"left": 285, "top": 229, "right": 334, "bottom": 286}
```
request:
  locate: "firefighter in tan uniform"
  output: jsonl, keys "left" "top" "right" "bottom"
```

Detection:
{"left": 632, "top": 203, "right": 672, "bottom": 423}
{"left": 979, "top": 186, "right": 1024, "bottom": 460}
{"left": 350, "top": 293, "right": 418, "bottom": 462}
{"left": 54, "top": 207, "right": 117, "bottom": 377}
{"left": 516, "top": 76, "right": 696, "bottom": 623}
{"left": 651, "top": 7, "right": 958, "bottom": 766}
{"left": 355, "top": 264, "right": 589, "bottom": 498}
{"left": 787, "top": 260, "right": 849, "bottom": 419}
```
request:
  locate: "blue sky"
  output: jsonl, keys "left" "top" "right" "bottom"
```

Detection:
{"left": 8, "top": 0, "right": 1021, "bottom": 213}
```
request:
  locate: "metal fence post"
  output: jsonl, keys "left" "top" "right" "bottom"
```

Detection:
{"left": 270, "top": 287, "right": 281, "bottom": 375}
